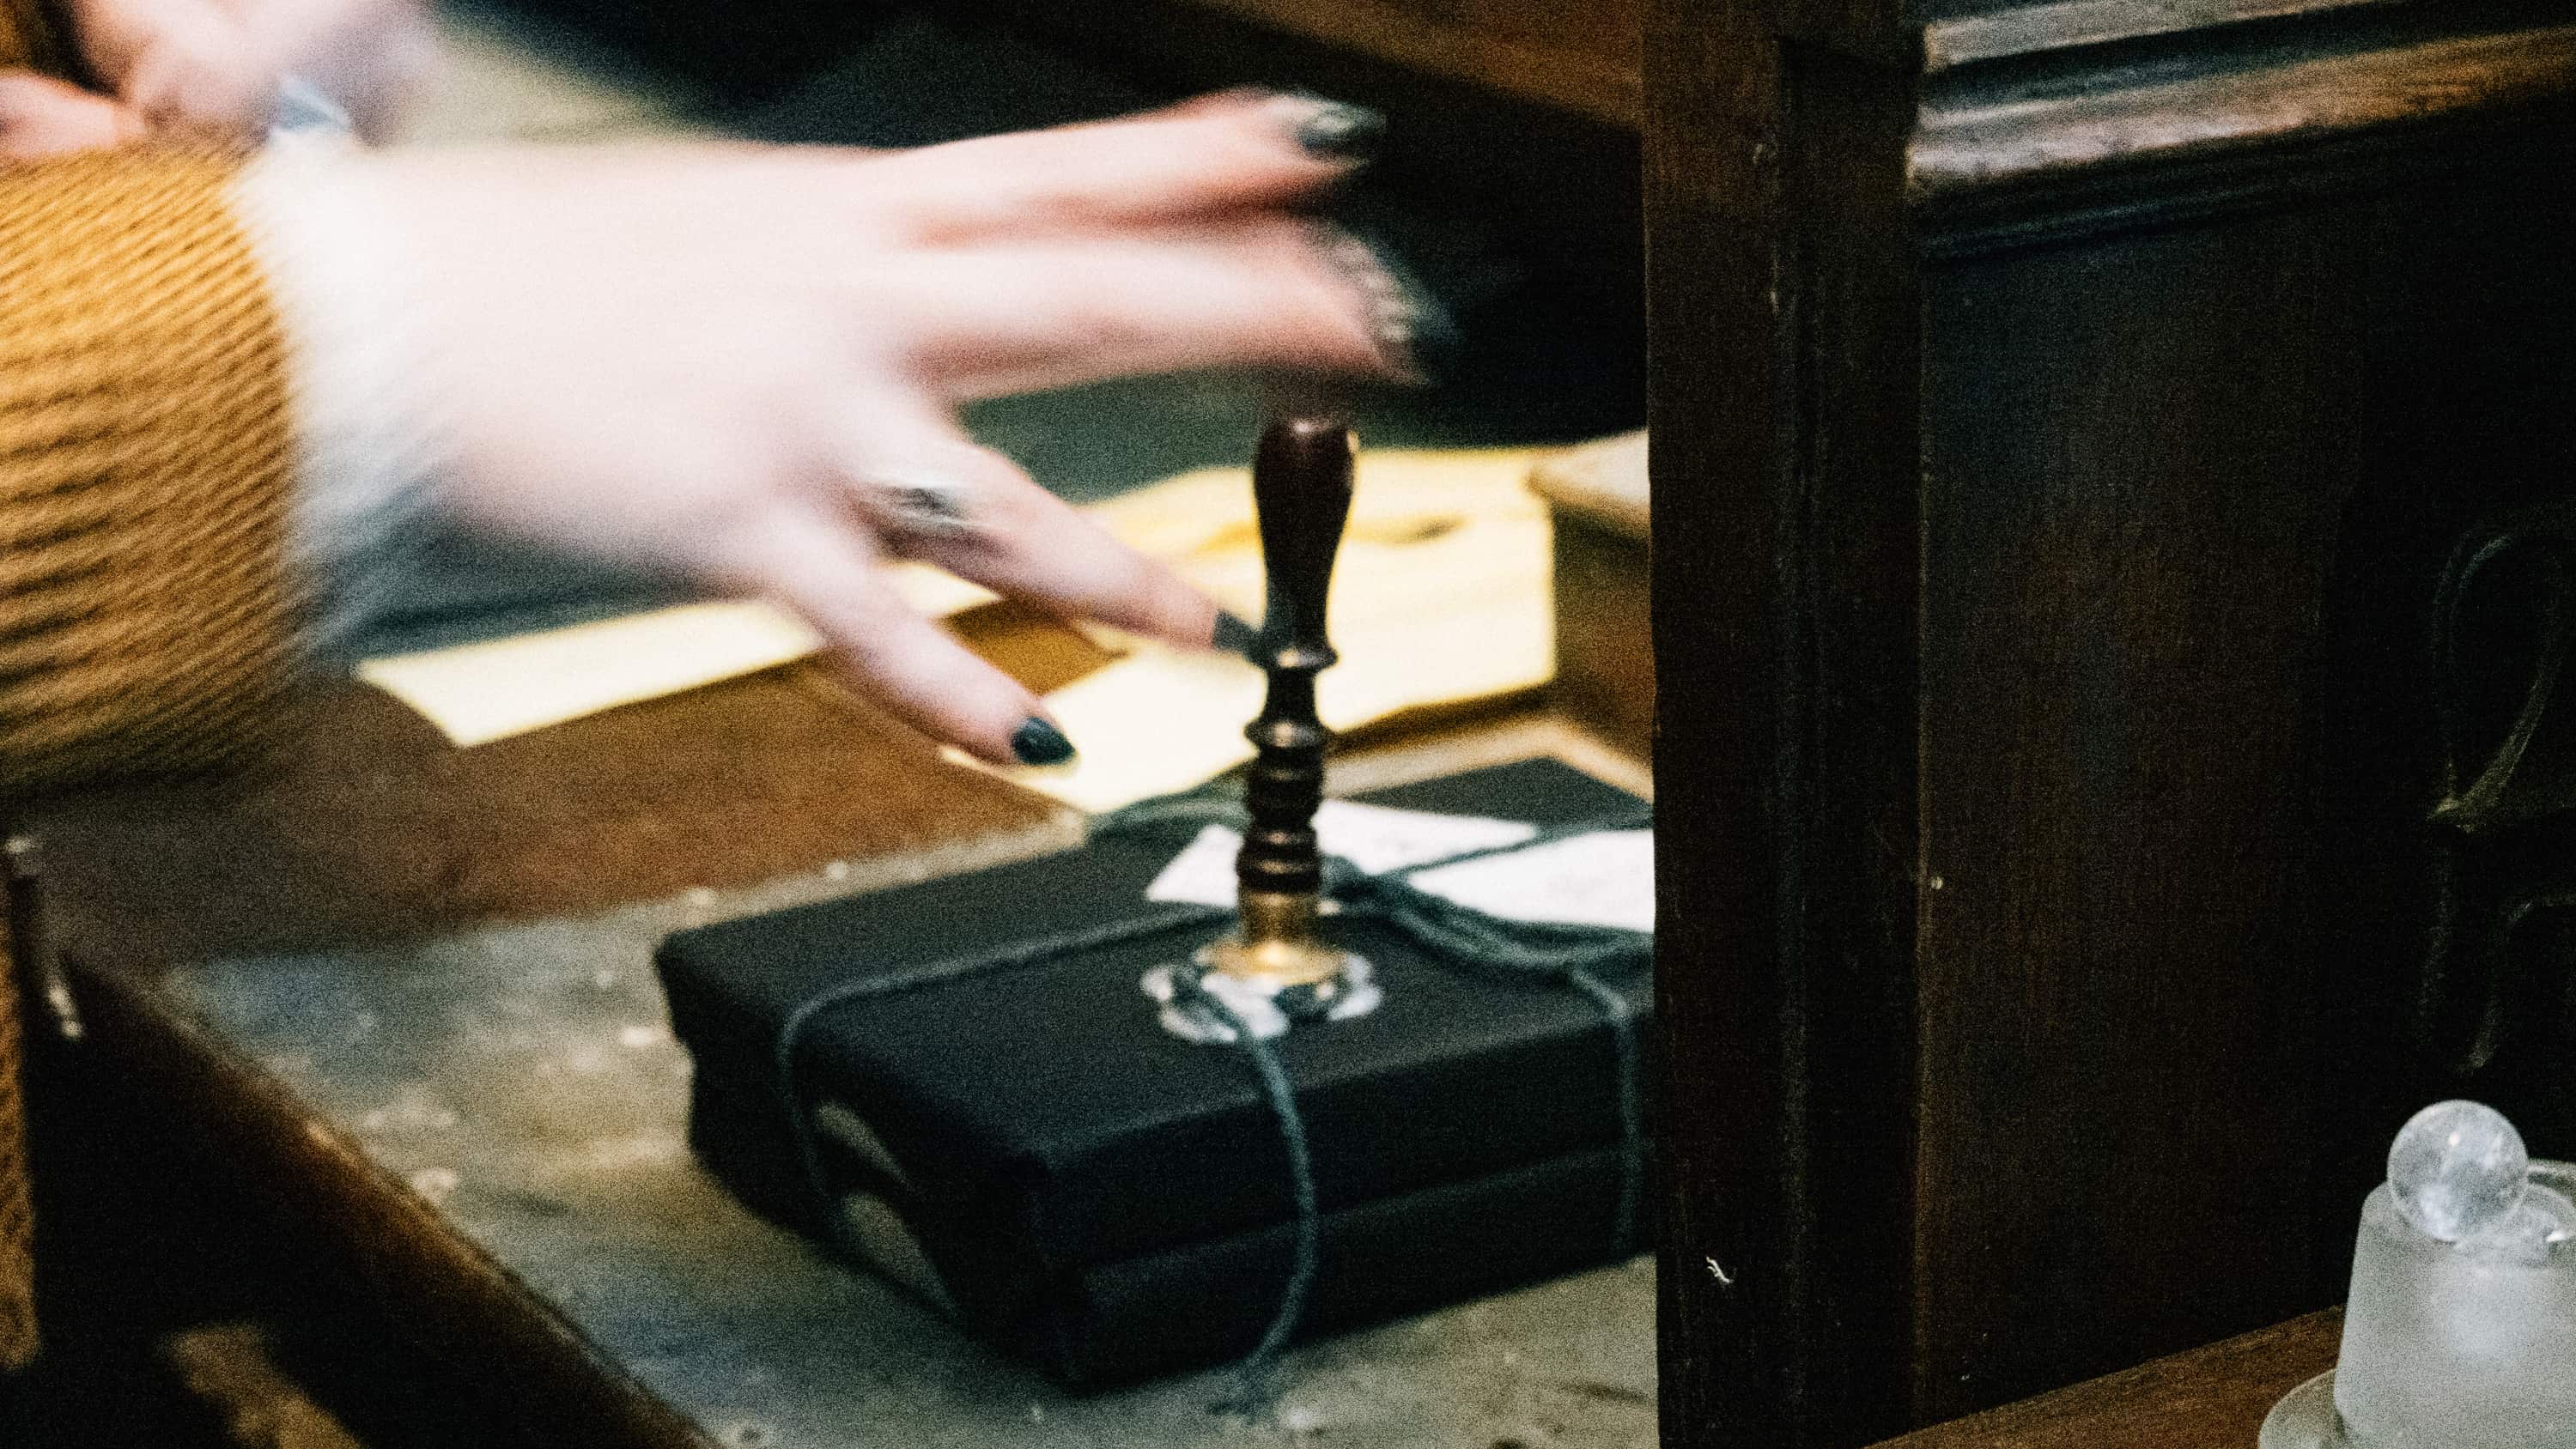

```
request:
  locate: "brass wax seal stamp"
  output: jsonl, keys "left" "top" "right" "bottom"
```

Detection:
{"left": 1144, "top": 415, "right": 1380, "bottom": 1043}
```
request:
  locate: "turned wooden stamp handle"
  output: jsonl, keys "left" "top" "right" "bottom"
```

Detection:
{"left": 1237, "top": 417, "right": 1356, "bottom": 909}
{"left": 1249, "top": 418, "right": 1356, "bottom": 673}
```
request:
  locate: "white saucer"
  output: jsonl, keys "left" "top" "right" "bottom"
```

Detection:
{"left": 2258, "top": 1371, "right": 2342, "bottom": 1449}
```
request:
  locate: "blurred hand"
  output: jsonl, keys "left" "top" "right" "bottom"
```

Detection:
{"left": 70, "top": 0, "right": 434, "bottom": 139}
{"left": 289, "top": 94, "right": 1415, "bottom": 764}
{"left": 0, "top": 71, "right": 146, "bottom": 158}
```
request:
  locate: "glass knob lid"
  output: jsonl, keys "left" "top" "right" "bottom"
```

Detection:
{"left": 2388, "top": 1099, "right": 2530, "bottom": 1242}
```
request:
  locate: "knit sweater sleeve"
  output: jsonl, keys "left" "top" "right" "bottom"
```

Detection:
{"left": 0, "top": 146, "right": 298, "bottom": 793}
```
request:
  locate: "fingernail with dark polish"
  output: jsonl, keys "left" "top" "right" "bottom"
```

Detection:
{"left": 1284, "top": 96, "right": 1384, "bottom": 164}
{"left": 1212, "top": 609, "right": 1261, "bottom": 657}
{"left": 1011, "top": 717, "right": 1076, "bottom": 767}
{"left": 1315, "top": 221, "right": 1461, "bottom": 385}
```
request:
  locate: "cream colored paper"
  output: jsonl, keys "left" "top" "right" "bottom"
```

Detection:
{"left": 355, "top": 565, "right": 993, "bottom": 747}
{"left": 999, "top": 447, "right": 1556, "bottom": 810}
{"left": 361, "top": 445, "right": 1557, "bottom": 773}
{"left": 999, "top": 646, "right": 1269, "bottom": 814}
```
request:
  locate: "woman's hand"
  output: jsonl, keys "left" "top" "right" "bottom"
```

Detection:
{"left": 270, "top": 94, "right": 1416, "bottom": 765}
{"left": 70, "top": 0, "right": 434, "bottom": 139}
{"left": 0, "top": 71, "right": 146, "bottom": 157}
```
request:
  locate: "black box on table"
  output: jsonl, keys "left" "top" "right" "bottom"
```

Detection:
{"left": 657, "top": 757, "right": 1649, "bottom": 1386}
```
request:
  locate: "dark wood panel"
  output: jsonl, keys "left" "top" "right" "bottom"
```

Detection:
{"left": 1914, "top": 208, "right": 2370, "bottom": 1414}
{"left": 1643, "top": 5, "right": 1814, "bottom": 1443}
{"left": 2305, "top": 153, "right": 2576, "bottom": 1266}
{"left": 1649, "top": 0, "right": 2576, "bottom": 1441}
{"left": 1914, "top": 18, "right": 2576, "bottom": 205}
{"left": 1645, "top": 9, "right": 1925, "bottom": 1446}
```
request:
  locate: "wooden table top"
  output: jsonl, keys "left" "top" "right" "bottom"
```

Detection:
{"left": 27, "top": 615, "right": 1657, "bottom": 1449}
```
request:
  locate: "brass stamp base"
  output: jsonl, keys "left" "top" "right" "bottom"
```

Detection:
{"left": 1212, "top": 892, "right": 1344, "bottom": 985}
{"left": 1194, "top": 933, "right": 1357, "bottom": 991}
{"left": 1139, "top": 948, "right": 1382, "bottom": 1043}
{"left": 1141, "top": 888, "right": 1384, "bottom": 1040}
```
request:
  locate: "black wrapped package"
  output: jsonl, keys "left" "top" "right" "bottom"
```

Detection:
{"left": 657, "top": 757, "right": 1650, "bottom": 1385}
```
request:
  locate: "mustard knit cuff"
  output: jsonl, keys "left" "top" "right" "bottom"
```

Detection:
{"left": 0, "top": 146, "right": 298, "bottom": 792}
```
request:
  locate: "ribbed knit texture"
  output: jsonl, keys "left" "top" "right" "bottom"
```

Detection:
{"left": 0, "top": 149, "right": 296, "bottom": 790}
{"left": 0, "top": 141, "right": 295, "bottom": 1371}
{"left": 0, "top": 0, "right": 56, "bottom": 1374}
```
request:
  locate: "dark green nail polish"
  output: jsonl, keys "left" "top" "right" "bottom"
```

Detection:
{"left": 1292, "top": 100, "right": 1384, "bottom": 164}
{"left": 1212, "top": 610, "right": 1261, "bottom": 657}
{"left": 1012, "top": 718, "right": 1076, "bottom": 767}
{"left": 1313, "top": 219, "right": 1461, "bottom": 385}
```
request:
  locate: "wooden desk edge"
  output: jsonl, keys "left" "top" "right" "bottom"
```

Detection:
{"left": 1870, "top": 1310, "right": 2342, "bottom": 1449}
{"left": 70, "top": 947, "right": 723, "bottom": 1449}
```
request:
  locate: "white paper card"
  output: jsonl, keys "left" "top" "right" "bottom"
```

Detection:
{"left": 1144, "top": 801, "right": 1539, "bottom": 908}
{"left": 1312, "top": 799, "right": 1540, "bottom": 874}
{"left": 1406, "top": 829, "right": 1655, "bottom": 933}
{"left": 1143, "top": 824, "right": 1248, "bottom": 908}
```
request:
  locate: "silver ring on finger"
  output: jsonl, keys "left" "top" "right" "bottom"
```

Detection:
{"left": 861, "top": 471, "right": 981, "bottom": 543}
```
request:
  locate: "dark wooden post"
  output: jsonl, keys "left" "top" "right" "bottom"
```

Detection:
{"left": 1645, "top": 5, "right": 1926, "bottom": 1446}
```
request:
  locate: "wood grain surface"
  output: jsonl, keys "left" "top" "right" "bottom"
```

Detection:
{"left": 24, "top": 611, "right": 1099, "bottom": 967}
{"left": 1646, "top": 0, "right": 2576, "bottom": 1443}
{"left": 1872, "top": 1312, "right": 2341, "bottom": 1449}
{"left": 1157, "top": 0, "right": 1640, "bottom": 124}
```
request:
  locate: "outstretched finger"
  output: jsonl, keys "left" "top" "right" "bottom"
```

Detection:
{"left": 712, "top": 498, "right": 1076, "bottom": 767}
{"left": 881, "top": 215, "right": 1436, "bottom": 399}
{"left": 829, "top": 404, "right": 1224, "bottom": 651}
{"left": 860, "top": 91, "right": 1379, "bottom": 243}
